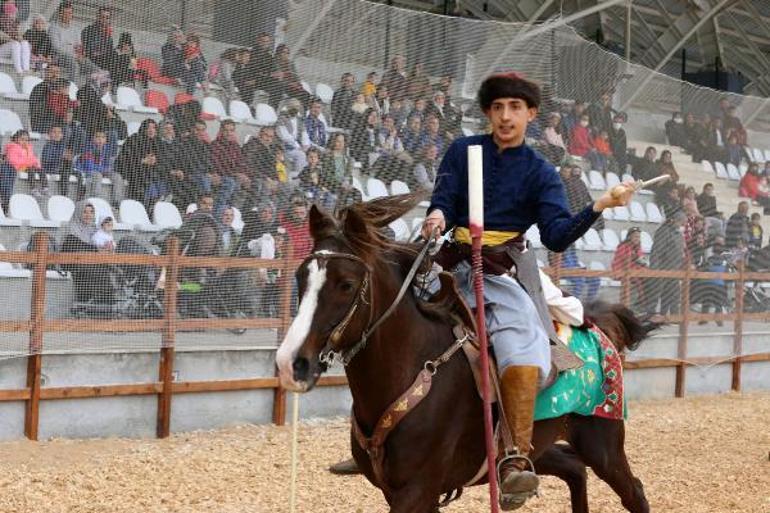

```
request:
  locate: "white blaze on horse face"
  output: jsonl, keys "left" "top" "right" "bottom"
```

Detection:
{"left": 276, "top": 259, "right": 327, "bottom": 391}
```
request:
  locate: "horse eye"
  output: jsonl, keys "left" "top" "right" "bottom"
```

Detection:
{"left": 339, "top": 281, "right": 355, "bottom": 293}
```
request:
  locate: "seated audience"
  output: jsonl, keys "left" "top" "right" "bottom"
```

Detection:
{"left": 210, "top": 120, "right": 247, "bottom": 214}
{"left": 29, "top": 63, "right": 62, "bottom": 133}
{"left": 49, "top": 1, "right": 88, "bottom": 81}
{"left": 92, "top": 216, "right": 115, "bottom": 251}
{"left": 277, "top": 98, "right": 310, "bottom": 178}
{"left": 154, "top": 121, "right": 196, "bottom": 210}
{"left": 322, "top": 133, "right": 359, "bottom": 207}
{"left": 1, "top": 130, "right": 42, "bottom": 207}
{"left": 273, "top": 43, "right": 310, "bottom": 108}
{"left": 115, "top": 119, "right": 159, "bottom": 207}
{"left": 748, "top": 213, "right": 763, "bottom": 250}
{"left": 541, "top": 112, "right": 567, "bottom": 164}
{"left": 407, "top": 62, "right": 432, "bottom": 100}
{"left": 665, "top": 112, "right": 687, "bottom": 148}
{"left": 696, "top": 183, "right": 724, "bottom": 237}
{"left": 0, "top": 0, "right": 31, "bottom": 73}
{"left": 298, "top": 147, "right": 334, "bottom": 210}
{"left": 725, "top": 201, "right": 750, "bottom": 249}
{"left": 24, "top": 15, "right": 54, "bottom": 69}
{"left": 655, "top": 149, "right": 679, "bottom": 186}
{"left": 41, "top": 125, "right": 70, "bottom": 197}
{"left": 611, "top": 227, "right": 647, "bottom": 311}
{"left": 305, "top": 98, "right": 328, "bottom": 150}
{"left": 412, "top": 143, "right": 438, "bottom": 192}
{"left": 631, "top": 146, "right": 658, "bottom": 182}
{"left": 209, "top": 47, "right": 239, "bottom": 102}
{"left": 76, "top": 129, "right": 123, "bottom": 205}
{"left": 331, "top": 72, "right": 357, "bottom": 130}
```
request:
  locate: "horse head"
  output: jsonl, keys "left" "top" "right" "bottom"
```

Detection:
{"left": 276, "top": 193, "right": 425, "bottom": 392}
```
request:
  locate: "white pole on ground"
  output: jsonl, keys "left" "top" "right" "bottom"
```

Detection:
{"left": 289, "top": 392, "right": 300, "bottom": 513}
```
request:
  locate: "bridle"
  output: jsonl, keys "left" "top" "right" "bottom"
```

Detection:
{"left": 302, "top": 235, "right": 436, "bottom": 368}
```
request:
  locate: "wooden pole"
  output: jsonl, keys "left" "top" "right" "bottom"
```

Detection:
{"left": 621, "top": 265, "right": 631, "bottom": 307}
{"left": 732, "top": 260, "right": 745, "bottom": 391}
{"left": 24, "top": 231, "right": 48, "bottom": 441}
{"left": 675, "top": 257, "right": 691, "bottom": 398}
{"left": 273, "top": 245, "right": 294, "bottom": 426}
{"left": 157, "top": 237, "right": 179, "bottom": 438}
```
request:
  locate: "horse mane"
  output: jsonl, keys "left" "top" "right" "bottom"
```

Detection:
{"left": 585, "top": 300, "right": 662, "bottom": 352}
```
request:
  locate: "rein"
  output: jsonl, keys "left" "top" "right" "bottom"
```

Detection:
{"left": 308, "top": 236, "right": 436, "bottom": 367}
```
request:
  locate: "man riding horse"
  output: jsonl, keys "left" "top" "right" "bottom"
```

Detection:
{"left": 417, "top": 73, "right": 635, "bottom": 509}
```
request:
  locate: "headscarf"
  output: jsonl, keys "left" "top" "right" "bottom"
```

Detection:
{"left": 61, "top": 200, "right": 97, "bottom": 245}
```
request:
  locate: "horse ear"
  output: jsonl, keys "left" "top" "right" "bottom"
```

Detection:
{"left": 308, "top": 204, "right": 337, "bottom": 240}
{"left": 342, "top": 207, "right": 370, "bottom": 246}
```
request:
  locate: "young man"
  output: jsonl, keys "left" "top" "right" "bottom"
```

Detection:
{"left": 422, "top": 73, "right": 634, "bottom": 509}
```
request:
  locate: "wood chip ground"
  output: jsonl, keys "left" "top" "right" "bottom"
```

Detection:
{"left": 0, "top": 392, "right": 768, "bottom": 512}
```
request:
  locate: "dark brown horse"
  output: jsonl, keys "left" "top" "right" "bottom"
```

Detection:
{"left": 276, "top": 195, "right": 657, "bottom": 513}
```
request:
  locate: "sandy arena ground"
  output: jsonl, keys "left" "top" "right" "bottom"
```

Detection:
{"left": 0, "top": 392, "right": 768, "bottom": 513}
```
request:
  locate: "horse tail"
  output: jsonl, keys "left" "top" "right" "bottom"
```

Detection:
{"left": 584, "top": 300, "right": 662, "bottom": 352}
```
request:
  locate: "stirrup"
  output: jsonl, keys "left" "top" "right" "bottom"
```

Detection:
{"left": 497, "top": 453, "right": 539, "bottom": 509}
{"left": 497, "top": 452, "right": 536, "bottom": 478}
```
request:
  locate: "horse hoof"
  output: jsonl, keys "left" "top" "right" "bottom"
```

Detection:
{"left": 328, "top": 457, "right": 361, "bottom": 475}
{"left": 499, "top": 493, "right": 528, "bottom": 511}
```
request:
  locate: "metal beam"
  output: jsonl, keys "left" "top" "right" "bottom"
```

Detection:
{"left": 619, "top": 0, "right": 737, "bottom": 111}
{"left": 483, "top": 0, "right": 628, "bottom": 78}
{"left": 720, "top": 11, "right": 770, "bottom": 94}
{"left": 290, "top": 0, "right": 339, "bottom": 60}
{"left": 744, "top": 98, "right": 770, "bottom": 127}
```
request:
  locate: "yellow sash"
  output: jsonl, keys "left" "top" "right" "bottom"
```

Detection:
{"left": 453, "top": 227, "right": 520, "bottom": 246}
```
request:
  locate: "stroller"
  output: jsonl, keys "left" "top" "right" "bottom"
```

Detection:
{"left": 69, "top": 236, "right": 163, "bottom": 320}
{"left": 743, "top": 247, "right": 770, "bottom": 313}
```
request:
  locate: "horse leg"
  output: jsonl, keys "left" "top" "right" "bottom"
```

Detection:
{"left": 568, "top": 416, "right": 649, "bottom": 513}
{"left": 535, "top": 444, "right": 589, "bottom": 513}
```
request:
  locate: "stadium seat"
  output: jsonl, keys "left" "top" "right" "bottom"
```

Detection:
{"left": 366, "top": 178, "right": 389, "bottom": 199}
{"left": 588, "top": 170, "right": 605, "bottom": 191}
{"left": 605, "top": 172, "right": 621, "bottom": 189}
{"left": 0, "top": 72, "right": 27, "bottom": 100}
{"left": 600, "top": 228, "right": 620, "bottom": 251}
{"left": 254, "top": 103, "right": 277, "bottom": 125}
{"left": 126, "top": 121, "right": 141, "bottom": 137}
{"left": 145, "top": 89, "right": 170, "bottom": 114}
{"left": 714, "top": 161, "right": 728, "bottom": 179}
{"left": 582, "top": 228, "right": 603, "bottom": 251}
{"left": 352, "top": 177, "right": 367, "bottom": 201}
{"left": 21, "top": 75, "right": 43, "bottom": 96}
{"left": 88, "top": 197, "right": 130, "bottom": 230}
{"left": 231, "top": 206, "right": 244, "bottom": 234}
{"left": 315, "top": 83, "right": 334, "bottom": 104}
{"left": 589, "top": 261, "right": 620, "bottom": 287}
{"left": 9, "top": 194, "right": 58, "bottom": 228}
{"left": 726, "top": 163, "right": 741, "bottom": 181}
{"left": 135, "top": 57, "right": 176, "bottom": 85}
{"left": 153, "top": 201, "right": 183, "bottom": 229}
{"left": 525, "top": 225, "right": 542, "bottom": 249}
{"left": 390, "top": 180, "right": 410, "bottom": 195}
{"left": 613, "top": 205, "right": 630, "bottom": 221}
{"left": 629, "top": 201, "right": 647, "bottom": 222}
{"left": 461, "top": 127, "right": 474, "bottom": 137}
{"left": 752, "top": 148, "right": 765, "bottom": 163}
{"left": 174, "top": 92, "right": 195, "bottom": 105}
{"left": 640, "top": 231, "right": 653, "bottom": 254}
{"left": 602, "top": 208, "right": 614, "bottom": 221}
{"left": 536, "top": 259, "right": 545, "bottom": 269}
{"left": 389, "top": 219, "right": 410, "bottom": 241}
{"left": 229, "top": 100, "right": 256, "bottom": 124}
{"left": 765, "top": 149, "right": 770, "bottom": 163}
{"left": 0, "top": 109, "right": 24, "bottom": 136}
{"left": 0, "top": 243, "right": 31, "bottom": 278}
{"left": 702, "top": 161, "right": 715, "bottom": 174}
{"left": 646, "top": 202, "right": 664, "bottom": 224}
{"left": 739, "top": 163, "right": 748, "bottom": 177}
{"left": 186, "top": 203, "right": 198, "bottom": 214}
{"left": 411, "top": 217, "right": 424, "bottom": 237}
{"left": 621, "top": 173, "right": 634, "bottom": 183}
{"left": 47, "top": 195, "right": 75, "bottom": 225}
{"left": 0, "top": 204, "right": 22, "bottom": 226}
{"left": 580, "top": 172, "right": 589, "bottom": 189}
{"left": 301, "top": 80, "right": 313, "bottom": 95}
{"left": 202, "top": 97, "right": 228, "bottom": 119}
{"left": 119, "top": 199, "right": 159, "bottom": 231}
{"left": 68, "top": 81, "right": 78, "bottom": 101}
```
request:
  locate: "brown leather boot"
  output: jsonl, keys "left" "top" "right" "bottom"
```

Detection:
{"left": 328, "top": 457, "right": 361, "bottom": 475}
{"left": 497, "top": 365, "right": 540, "bottom": 511}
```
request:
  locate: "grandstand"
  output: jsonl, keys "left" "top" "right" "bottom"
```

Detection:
{"left": 0, "top": 0, "right": 769, "bottom": 440}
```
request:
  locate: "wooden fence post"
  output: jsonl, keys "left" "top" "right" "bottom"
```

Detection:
{"left": 675, "top": 261, "right": 691, "bottom": 398}
{"left": 25, "top": 231, "right": 48, "bottom": 441}
{"left": 157, "top": 237, "right": 179, "bottom": 438}
{"left": 732, "top": 260, "right": 745, "bottom": 391}
{"left": 620, "top": 265, "right": 631, "bottom": 307}
{"left": 273, "top": 246, "right": 294, "bottom": 426}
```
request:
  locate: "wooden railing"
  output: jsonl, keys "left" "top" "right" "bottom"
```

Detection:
{"left": 0, "top": 232, "right": 769, "bottom": 440}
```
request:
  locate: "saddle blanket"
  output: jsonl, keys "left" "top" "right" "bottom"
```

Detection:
{"left": 534, "top": 324, "right": 625, "bottom": 422}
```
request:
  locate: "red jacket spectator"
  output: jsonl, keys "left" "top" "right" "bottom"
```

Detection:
{"left": 210, "top": 122, "right": 250, "bottom": 179}
{"left": 611, "top": 239, "right": 644, "bottom": 273}
{"left": 4, "top": 138, "right": 41, "bottom": 171}
{"left": 593, "top": 133, "right": 612, "bottom": 156}
{"left": 569, "top": 123, "right": 593, "bottom": 157}
{"left": 739, "top": 168, "right": 767, "bottom": 200}
{"left": 280, "top": 202, "right": 312, "bottom": 260}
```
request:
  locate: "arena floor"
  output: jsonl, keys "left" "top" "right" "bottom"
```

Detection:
{"left": 0, "top": 392, "right": 767, "bottom": 513}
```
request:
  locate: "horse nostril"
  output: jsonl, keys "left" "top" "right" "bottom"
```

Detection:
{"left": 292, "top": 357, "right": 310, "bottom": 383}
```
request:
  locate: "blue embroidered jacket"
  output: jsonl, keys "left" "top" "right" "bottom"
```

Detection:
{"left": 428, "top": 134, "right": 600, "bottom": 252}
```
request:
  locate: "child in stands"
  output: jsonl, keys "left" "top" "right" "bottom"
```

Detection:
{"left": 91, "top": 215, "right": 115, "bottom": 251}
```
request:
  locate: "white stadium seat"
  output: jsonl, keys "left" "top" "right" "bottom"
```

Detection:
{"left": 21, "top": 75, "right": 43, "bottom": 98}
{"left": 582, "top": 228, "right": 603, "bottom": 251}
{"left": 726, "top": 163, "right": 741, "bottom": 181}
{"left": 116, "top": 86, "right": 159, "bottom": 113}
{"left": 646, "top": 202, "right": 664, "bottom": 224}
{"left": 752, "top": 148, "right": 764, "bottom": 163}
{"left": 613, "top": 206, "right": 630, "bottom": 221}
{"left": 120, "top": 199, "right": 160, "bottom": 231}
{"left": 588, "top": 170, "right": 606, "bottom": 191}
{"left": 352, "top": 177, "right": 367, "bottom": 201}
{"left": 229, "top": 100, "right": 257, "bottom": 124}
{"left": 301, "top": 81, "right": 313, "bottom": 95}
{"left": 629, "top": 201, "right": 647, "bottom": 222}
{"left": 231, "top": 206, "right": 245, "bottom": 234}
{"left": 600, "top": 228, "right": 620, "bottom": 251}
{"left": 88, "top": 197, "right": 130, "bottom": 230}
{"left": 525, "top": 225, "right": 542, "bottom": 249}
{"left": 153, "top": 201, "right": 183, "bottom": 229}
{"left": 0, "top": 109, "right": 24, "bottom": 136}
{"left": 254, "top": 103, "right": 278, "bottom": 126}
{"left": 0, "top": 72, "right": 27, "bottom": 100}
{"left": 68, "top": 81, "right": 78, "bottom": 101}
{"left": 702, "top": 161, "right": 715, "bottom": 174}
{"left": 714, "top": 161, "right": 728, "bottom": 179}
{"left": 315, "top": 83, "right": 334, "bottom": 104}
{"left": 126, "top": 121, "right": 141, "bottom": 137}
{"left": 765, "top": 149, "right": 770, "bottom": 163}
{"left": 640, "top": 231, "right": 653, "bottom": 254}
{"left": 390, "top": 180, "right": 410, "bottom": 195}
{"left": 366, "top": 178, "right": 389, "bottom": 199}
{"left": 47, "top": 196, "right": 75, "bottom": 225}
{"left": 0, "top": 203, "right": 23, "bottom": 226}
{"left": 411, "top": 217, "right": 424, "bottom": 237}
{"left": 202, "top": 96, "right": 228, "bottom": 119}
{"left": 622, "top": 173, "right": 634, "bottom": 183}
{"left": 9, "top": 194, "right": 58, "bottom": 228}
{"left": 389, "top": 219, "right": 410, "bottom": 241}
{"left": 602, "top": 208, "right": 614, "bottom": 221}
{"left": 605, "top": 172, "right": 621, "bottom": 189}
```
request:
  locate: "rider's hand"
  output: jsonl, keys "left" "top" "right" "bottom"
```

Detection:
{"left": 422, "top": 209, "right": 445, "bottom": 239}
{"left": 594, "top": 181, "right": 635, "bottom": 212}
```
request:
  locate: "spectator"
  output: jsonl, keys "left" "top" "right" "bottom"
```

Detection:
{"left": 425, "top": 89, "right": 460, "bottom": 141}
{"left": 0, "top": 0, "right": 31, "bottom": 73}
{"left": 631, "top": 146, "right": 658, "bottom": 182}
{"left": 165, "top": 97, "right": 200, "bottom": 138}
{"left": 665, "top": 112, "right": 687, "bottom": 148}
{"left": 0, "top": 129, "right": 42, "bottom": 206}
{"left": 610, "top": 112, "right": 628, "bottom": 173}
{"left": 127, "top": 105, "right": 161, "bottom": 160}
{"left": 154, "top": 121, "right": 196, "bottom": 210}
{"left": 280, "top": 193, "right": 313, "bottom": 260}
{"left": 586, "top": 91, "right": 614, "bottom": 135}
{"left": 611, "top": 227, "right": 647, "bottom": 311}
{"left": 304, "top": 98, "right": 327, "bottom": 150}
{"left": 380, "top": 54, "right": 408, "bottom": 102}
{"left": 331, "top": 72, "right": 356, "bottom": 130}
{"left": 683, "top": 113, "right": 707, "bottom": 162}
{"left": 161, "top": 29, "right": 187, "bottom": 83}
{"left": 49, "top": 1, "right": 90, "bottom": 81}
{"left": 407, "top": 61, "right": 431, "bottom": 100}
{"left": 748, "top": 213, "right": 763, "bottom": 250}
{"left": 591, "top": 130, "right": 612, "bottom": 172}
{"left": 723, "top": 106, "right": 747, "bottom": 146}
{"left": 559, "top": 164, "right": 593, "bottom": 215}
{"left": 277, "top": 98, "right": 310, "bottom": 178}
{"left": 210, "top": 47, "right": 239, "bottom": 102}
{"left": 725, "top": 201, "right": 750, "bottom": 249}
{"left": 371, "top": 84, "right": 390, "bottom": 115}
{"left": 350, "top": 107, "right": 380, "bottom": 169}
{"left": 655, "top": 149, "right": 679, "bottom": 185}
{"left": 647, "top": 211, "right": 687, "bottom": 315}
{"left": 210, "top": 120, "right": 248, "bottom": 213}
{"left": 91, "top": 216, "right": 115, "bottom": 251}
{"left": 541, "top": 112, "right": 566, "bottom": 164}
{"left": 360, "top": 71, "right": 378, "bottom": 99}
{"left": 693, "top": 236, "right": 729, "bottom": 326}
{"left": 561, "top": 101, "right": 586, "bottom": 142}
{"left": 219, "top": 207, "right": 238, "bottom": 256}
{"left": 764, "top": 161, "right": 770, "bottom": 179}
{"left": 24, "top": 14, "right": 54, "bottom": 69}
{"left": 411, "top": 142, "right": 438, "bottom": 192}
{"left": 298, "top": 147, "right": 334, "bottom": 210}
{"left": 401, "top": 113, "right": 424, "bottom": 158}
{"left": 322, "top": 133, "right": 359, "bottom": 206}
{"left": 724, "top": 134, "right": 745, "bottom": 167}
{"left": 59, "top": 110, "right": 87, "bottom": 196}
{"left": 181, "top": 120, "right": 213, "bottom": 197}
{"left": 29, "top": 63, "right": 62, "bottom": 133}
{"left": 74, "top": 71, "right": 118, "bottom": 136}
{"left": 389, "top": 97, "right": 408, "bottom": 131}
{"left": 80, "top": 7, "right": 127, "bottom": 86}
{"left": 377, "top": 113, "right": 405, "bottom": 157}
{"left": 568, "top": 114, "right": 599, "bottom": 168}
{"left": 243, "top": 126, "right": 278, "bottom": 186}
{"left": 422, "top": 113, "right": 446, "bottom": 158}
{"left": 47, "top": 78, "right": 76, "bottom": 128}
{"left": 42, "top": 125, "right": 69, "bottom": 196}
{"left": 247, "top": 32, "right": 281, "bottom": 108}
{"left": 738, "top": 163, "right": 770, "bottom": 211}
{"left": 183, "top": 34, "right": 207, "bottom": 93}
{"left": 696, "top": 182, "right": 723, "bottom": 237}
{"left": 232, "top": 47, "right": 257, "bottom": 106}
{"left": 409, "top": 97, "right": 428, "bottom": 122}
{"left": 273, "top": 44, "right": 310, "bottom": 108}
{"left": 76, "top": 129, "right": 123, "bottom": 205}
